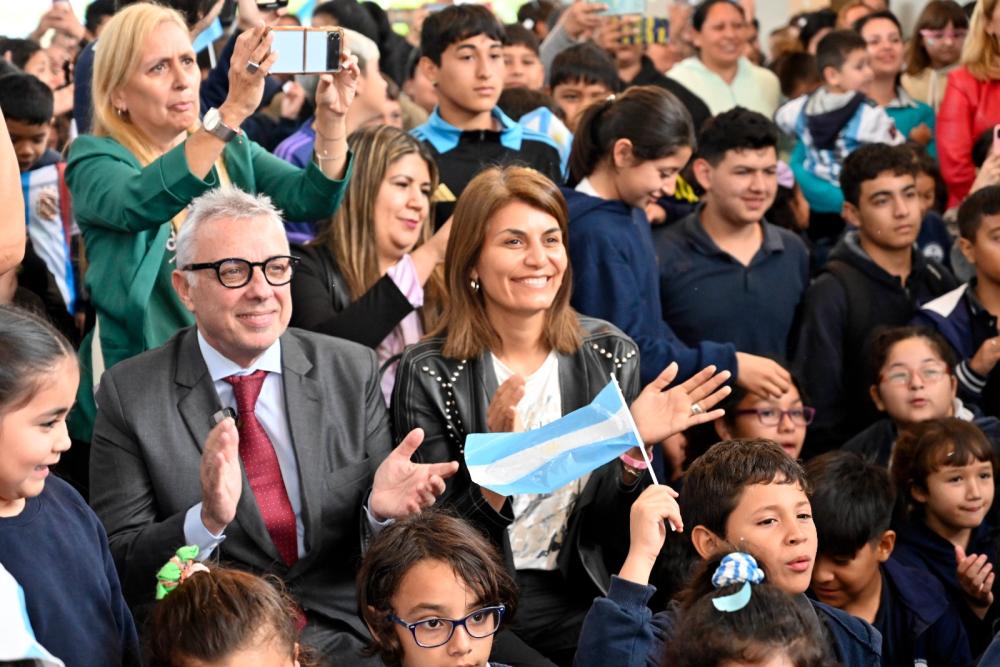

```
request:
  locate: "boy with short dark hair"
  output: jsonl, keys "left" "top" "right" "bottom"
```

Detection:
{"left": 0, "top": 73, "right": 79, "bottom": 328}
{"left": 808, "top": 451, "right": 972, "bottom": 667}
{"left": 793, "top": 143, "right": 958, "bottom": 457}
{"left": 502, "top": 22, "right": 545, "bottom": 91}
{"left": 574, "top": 439, "right": 882, "bottom": 667}
{"left": 548, "top": 42, "right": 620, "bottom": 134}
{"left": 412, "top": 5, "right": 563, "bottom": 227}
{"left": 916, "top": 185, "right": 1000, "bottom": 419}
{"left": 776, "top": 29, "right": 902, "bottom": 196}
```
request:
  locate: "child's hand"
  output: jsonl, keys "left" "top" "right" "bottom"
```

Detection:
{"left": 908, "top": 122, "right": 932, "bottom": 147}
{"left": 956, "top": 545, "right": 995, "bottom": 617}
{"left": 35, "top": 188, "right": 58, "bottom": 221}
{"left": 968, "top": 337, "right": 1000, "bottom": 377}
{"left": 619, "top": 485, "right": 682, "bottom": 586}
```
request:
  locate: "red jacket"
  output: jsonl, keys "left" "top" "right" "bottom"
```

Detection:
{"left": 938, "top": 66, "right": 1000, "bottom": 207}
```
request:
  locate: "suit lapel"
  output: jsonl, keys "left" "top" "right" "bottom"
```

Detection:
{"left": 280, "top": 332, "right": 325, "bottom": 569}
{"left": 175, "top": 328, "right": 280, "bottom": 563}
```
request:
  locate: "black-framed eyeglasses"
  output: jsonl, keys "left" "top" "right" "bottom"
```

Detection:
{"left": 735, "top": 407, "right": 816, "bottom": 426}
{"left": 181, "top": 255, "right": 300, "bottom": 288}
{"left": 388, "top": 605, "right": 506, "bottom": 648}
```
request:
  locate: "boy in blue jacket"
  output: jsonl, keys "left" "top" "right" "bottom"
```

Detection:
{"left": 916, "top": 186, "right": 1000, "bottom": 419}
{"left": 573, "top": 439, "right": 882, "bottom": 667}
{"left": 806, "top": 451, "right": 972, "bottom": 667}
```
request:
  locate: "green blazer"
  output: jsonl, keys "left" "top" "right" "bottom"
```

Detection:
{"left": 66, "top": 133, "right": 352, "bottom": 439}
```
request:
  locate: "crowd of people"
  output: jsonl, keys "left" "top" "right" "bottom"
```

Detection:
{"left": 6, "top": 0, "right": 1000, "bottom": 665}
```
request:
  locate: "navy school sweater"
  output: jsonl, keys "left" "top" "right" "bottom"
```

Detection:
{"left": 0, "top": 476, "right": 140, "bottom": 666}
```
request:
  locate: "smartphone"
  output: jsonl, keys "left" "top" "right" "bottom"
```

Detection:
{"left": 620, "top": 17, "right": 670, "bottom": 45}
{"left": 256, "top": 0, "right": 289, "bottom": 9}
{"left": 269, "top": 27, "right": 343, "bottom": 74}
{"left": 594, "top": 0, "right": 646, "bottom": 16}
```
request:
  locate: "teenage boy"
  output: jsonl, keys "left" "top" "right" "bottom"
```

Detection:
{"left": 574, "top": 439, "right": 882, "bottom": 667}
{"left": 412, "top": 5, "right": 562, "bottom": 227}
{"left": 807, "top": 451, "right": 972, "bottom": 667}
{"left": 0, "top": 73, "right": 78, "bottom": 336}
{"left": 548, "top": 42, "right": 620, "bottom": 134}
{"left": 654, "top": 108, "right": 809, "bottom": 361}
{"left": 502, "top": 23, "right": 545, "bottom": 91}
{"left": 916, "top": 186, "right": 1000, "bottom": 419}
{"left": 776, "top": 30, "right": 900, "bottom": 196}
{"left": 792, "top": 143, "right": 958, "bottom": 457}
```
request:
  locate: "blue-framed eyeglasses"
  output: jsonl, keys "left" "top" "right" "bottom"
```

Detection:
{"left": 389, "top": 605, "right": 506, "bottom": 648}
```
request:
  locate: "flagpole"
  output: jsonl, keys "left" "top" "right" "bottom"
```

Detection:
{"left": 608, "top": 373, "right": 659, "bottom": 484}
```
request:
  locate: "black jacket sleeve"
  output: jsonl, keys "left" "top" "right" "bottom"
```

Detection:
{"left": 289, "top": 245, "right": 417, "bottom": 349}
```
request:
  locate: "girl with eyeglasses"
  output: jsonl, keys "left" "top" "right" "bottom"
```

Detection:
{"left": 357, "top": 511, "right": 517, "bottom": 667}
{"left": 902, "top": 1, "right": 969, "bottom": 113}
{"left": 843, "top": 326, "right": 1000, "bottom": 466}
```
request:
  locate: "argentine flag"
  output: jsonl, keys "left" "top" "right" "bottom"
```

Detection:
{"left": 22, "top": 165, "right": 76, "bottom": 314}
{"left": 465, "top": 377, "right": 642, "bottom": 496}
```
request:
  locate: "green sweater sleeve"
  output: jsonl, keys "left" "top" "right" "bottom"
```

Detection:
{"left": 66, "top": 135, "right": 218, "bottom": 234}
{"left": 246, "top": 140, "right": 353, "bottom": 220}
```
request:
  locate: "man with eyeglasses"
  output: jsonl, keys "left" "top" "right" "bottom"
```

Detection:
{"left": 89, "top": 188, "right": 460, "bottom": 666}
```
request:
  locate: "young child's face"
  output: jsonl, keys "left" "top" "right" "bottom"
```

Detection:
{"left": 430, "top": 34, "right": 504, "bottom": 119}
{"left": 193, "top": 636, "right": 299, "bottom": 667}
{"left": 391, "top": 559, "right": 496, "bottom": 667}
{"left": 0, "top": 356, "right": 77, "bottom": 516}
{"left": 551, "top": 79, "right": 613, "bottom": 133}
{"left": 722, "top": 481, "right": 817, "bottom": 595}
{"left": 960, "top": 213, "right": 1000, "bottom": 288}
{"left": 6, "top": 118, "right": 50, "bottom": 172}
{"left": 916, "top": 171, "right": 937, "bottom": 218}
{"left": 614, "top": 148, "right": 694, "bottom": 209}
{"left": 826, "top": 49, "right": 873, "bottom": 93}
{"left": 716, "top": 386, "right": 809, "bottom": 459}
{"left": 871, "top": 337, "right": 956, "bottom": 426}
{"left": 811, "top": 542, "right": 885, "bottom": 611}
{"left": 502, "top": 44, "right": 544, "bottom": 91}
{"left": 914, "top": 460, "right": 994, "bottom": 537}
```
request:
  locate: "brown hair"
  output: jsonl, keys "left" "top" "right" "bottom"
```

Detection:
{"left": 147, "top": 566, "right": 317, "bottom": 667}
{"left": 429, "top": 166, "right": 582, "bottom": 360}
{"left": 867, "top": 325, "right": 958, "bottom": 386}
{"left": 681, "top": 439, "right": 811, "bottom": 540}
{"left": 357, "top": 511, "right": 518, "bottom": 667}
{"left": 891, "top": 418, "right": 997, "bottom": 517}
{"left": 313, "top": 125, "right": 444, "bottom": 328}
{"left": 905, "top": 0, "right": 969, "bottom": 75}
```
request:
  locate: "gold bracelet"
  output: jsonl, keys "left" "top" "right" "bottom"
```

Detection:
{"left": 314, "top": 127, "right": 346, "bottom": 143}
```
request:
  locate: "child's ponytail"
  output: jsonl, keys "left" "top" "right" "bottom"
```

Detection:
{"left": 567, "top": 85, "right": 697, "bottom": 186}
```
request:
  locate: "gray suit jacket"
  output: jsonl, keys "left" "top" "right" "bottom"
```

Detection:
{"left": 89, "top": 326, "right": 392, "bottom": 636}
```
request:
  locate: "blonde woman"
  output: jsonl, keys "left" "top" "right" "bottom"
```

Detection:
{"left": 65, "top": 2, "right": 359, "bottom": 440}
{"left": 290, "top": 125, "right": 448, "bottom": 403}
{"left": 938, "top": 0, "right": 1000, "bottom": 207}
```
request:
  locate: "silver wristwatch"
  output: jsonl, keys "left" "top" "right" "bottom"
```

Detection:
{"left": 203, "top": 107, "right": 239, "bottom": 143}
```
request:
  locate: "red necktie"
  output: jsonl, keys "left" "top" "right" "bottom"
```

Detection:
{"left": 224, "top": 371, "right": 299, "bottom": 566}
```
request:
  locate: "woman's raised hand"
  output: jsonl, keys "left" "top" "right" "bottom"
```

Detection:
{"left": 630, "top": 363, "right": 731, "bottom": 446}
{"left": 315, "top": 50, "right": 361, "bottom": 123}
{"left": 220, "top": 25, "right": 277, "bottom": 126}
{"left": 486, "top": 375, "right": 526, "bottom": 433}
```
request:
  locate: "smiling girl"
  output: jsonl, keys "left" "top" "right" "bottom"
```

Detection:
{"left": 0, "top": 305, "right": 139, "bottom": 666}
{"left": 890, "top": 417, "right": 999, "bottom": 653}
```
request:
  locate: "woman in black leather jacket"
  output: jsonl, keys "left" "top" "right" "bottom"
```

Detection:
{"left": 290, "top": 125, "right": 449, "bottom": 403}
{"left": 391, "top": 166, "right": 729, "bottom": 666}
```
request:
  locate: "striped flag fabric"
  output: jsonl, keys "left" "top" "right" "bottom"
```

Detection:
{"left": 22, "top": 164, "right": 76, "bottom": 314}
{"left": 464, "top": 377, "right": 642, "bottom": 496}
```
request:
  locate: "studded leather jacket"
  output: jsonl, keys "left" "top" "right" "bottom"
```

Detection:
{"left": 390, "top": 316, "right": 645, "bottom": 595}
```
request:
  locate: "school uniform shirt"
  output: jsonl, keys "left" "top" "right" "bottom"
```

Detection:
{"left": 0, "top": 476, "right": 140, "bottom": 667}
{"left": 412, "top": 107, "right": 563, "bottom": 228}
{"left": 653, "top": 204, "right": 809, "bottom": 361}
{"left": 872, "top": 559, "right": 972, "bottom": 667}
{"left": 915, "top": 280, "right": 1000, "bottom": 419}
{"left": 666, "top": 55, "right": 781, "bottom": 117}
{"left": 563, "top": 183, "right": 737, "bottom": 386}
{"left": 891, "top": 517, "right": 1000, "bottom": 655}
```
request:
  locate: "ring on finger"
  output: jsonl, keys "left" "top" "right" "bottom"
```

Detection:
{"left": 691, "top": 403, "right": 704, "bottom": 416}
{"left": 246, "top": 60, "right": 261, "bottom": 74}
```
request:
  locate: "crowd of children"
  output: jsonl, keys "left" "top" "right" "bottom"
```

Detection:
{"left": 6, "top": 0, "right": 1000, "bottom": 666}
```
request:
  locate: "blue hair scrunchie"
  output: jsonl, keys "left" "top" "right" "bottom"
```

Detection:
{"left": 711, "top": 552, "right": 765, "bottom": 613}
